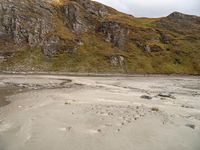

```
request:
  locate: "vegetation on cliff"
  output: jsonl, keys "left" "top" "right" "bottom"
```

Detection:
{"left": 0, "top": 0, "right": 199, "bottom": 74}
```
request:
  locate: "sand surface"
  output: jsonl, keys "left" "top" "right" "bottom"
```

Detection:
{"left": 0, "top": 74, "right": 200, "bottom": 150}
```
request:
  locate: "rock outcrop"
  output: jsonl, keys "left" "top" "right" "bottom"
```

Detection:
{"left": 99, "top": 21, "right": 129, "bottom": 49}
{"left": 63, "top": 2, "right": 88, "bottom": 33}
{"left": 73, "top": 0, "right": 109, "bottom": 17}
{"left": 110, "top": 55, "right": 125, "bottom": 66}
{"left": 0, "top": 0, "right": 116, "bottom": 56}
{"left": 160, "top": 33, "right": 171, "bottom": 44}
{"left": 0, "top": 0, "right": 58, "bottom": 57}
{"left": 167, "top": 11, "right": 199, "bottom": 20}
{"left": 157, "top": 11, "right": 200, "bottom": 35}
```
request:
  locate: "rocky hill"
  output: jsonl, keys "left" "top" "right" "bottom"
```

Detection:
{"left": 0, "top": 0, "right": 199, "bottom": 74}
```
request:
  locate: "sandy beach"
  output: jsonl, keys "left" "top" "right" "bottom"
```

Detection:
{"left": 0, "top": 74, "right": 200, "bottom": 150}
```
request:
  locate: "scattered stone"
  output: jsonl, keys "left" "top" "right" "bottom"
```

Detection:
{"left": 108, "top": 112, "right": 113, "bottom": 116}
{"left": 158, "top": 93, "right": 176, "bottom": 99}
{"left": 67, "top": 126, "right": 72, "bottom": 131}
{"left": 181, "top": 105, "right": 194, "bottom": 109}
{"left": 185, "top": 124, "right": 195, "bottom": 129}
{"left": 97, "top": 129, "right": 102, "bottom": 132}
{"left": 151, "top": 107, "right": 159, "bottom": 112}
{"left": 140, "top": 95, "right": 152, "bottom": 100}
{"left": 65, "top": 102, "right": 71, "bottom": 105}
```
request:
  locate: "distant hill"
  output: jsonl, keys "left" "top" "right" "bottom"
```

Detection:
{"left": 0, "top": 0, "right": 199, "bottom": 74}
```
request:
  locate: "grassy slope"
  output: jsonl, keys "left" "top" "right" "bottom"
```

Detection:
{"left": 0, "top": 1, "right": 199, "bottom": 74}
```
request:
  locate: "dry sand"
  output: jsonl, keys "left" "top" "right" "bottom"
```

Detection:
{"left": 0, "top": 74, "right": 200, "bottom": 150}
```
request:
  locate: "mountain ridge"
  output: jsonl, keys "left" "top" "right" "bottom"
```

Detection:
{"left": 0, "top": 0, "right": 199, "bottom": 74}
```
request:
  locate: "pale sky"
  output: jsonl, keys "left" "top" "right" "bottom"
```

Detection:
{"left": 93, "top": 0, "right": 200, "bottom": 17}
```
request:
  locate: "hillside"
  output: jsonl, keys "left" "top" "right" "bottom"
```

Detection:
{"left": 0, "top": 0, "right": 200, "bottom": 74}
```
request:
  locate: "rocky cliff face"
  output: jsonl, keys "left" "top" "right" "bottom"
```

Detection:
{"left": 0, "top": 0, "right": 57, "bottom": 57}
{"left": 0, "top": 0, "right": 130, "bottom": 56}
{"left": 0, "top": 0, "right": 117, "bottom": 54}
{"left": 99, "top": 21, "right": 129, "bottom": 49}
{"left": 0, "top": 0, "right": 199, "bottom": 74}
{"left": 0, "top": 0, "right": 54, "bottom": 44}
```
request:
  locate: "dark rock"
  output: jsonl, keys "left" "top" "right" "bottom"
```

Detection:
{"left": 158, "top": 93, "right": 176, "bottom": 99}
{"left": 75, "top": 39, "right": 84, "bottom": 46}
{"left": 160, "top": 33, "right": 171, "bottom": 44}
{"left": 0, "top": 51, "right": 14, "bottom": 61}
{"left": 185, "top": 124, "right": 195, "bottom": 129}
{"left": 67, "top": 126, "right": 72, "bottom": 131}
{"left": 65, "top": 102, "right": 71, "bottom": 105}
{"left": 140, "top": 95, "right": 152, "bottom": 100}
{"left": 151, "top": 107, "right": 159, "bottom": 112}
{"left": 181, "top": 105, "right": 194, "bottom": 109}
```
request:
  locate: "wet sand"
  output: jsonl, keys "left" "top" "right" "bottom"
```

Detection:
{"left": 0, "top": 88, "right": 10, "bottom": 107}
{"left": 0, "top": 86, "right": 21, "bottom": 107}
{"left": 0, "top": 74, "right": 200, "bottom": 150}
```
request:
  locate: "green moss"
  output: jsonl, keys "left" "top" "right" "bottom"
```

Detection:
{"left": 0, "top": 47, "right": 50, "bottom": 71}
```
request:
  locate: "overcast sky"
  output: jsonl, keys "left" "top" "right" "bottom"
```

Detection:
{"left": 93, "top": 0, "right": 200, "bottom": 17}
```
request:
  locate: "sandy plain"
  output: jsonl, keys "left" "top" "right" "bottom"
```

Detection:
{"left": 0, "top": 74, "right": 200, "bottom": 150}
